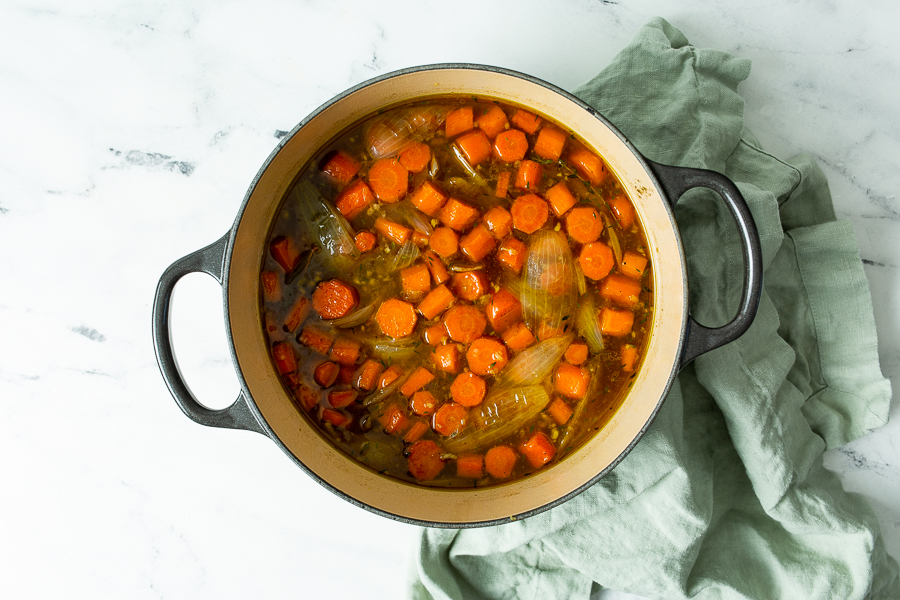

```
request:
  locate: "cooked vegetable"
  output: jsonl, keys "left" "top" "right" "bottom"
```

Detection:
{"left": 365, "top": 105, "right": 451, "bottom": 159}
{"left": 443, "top": 385, "right": 551, "bottom": 453}
{"left": 520, "top": 230, "right": 577, "bottom": 334}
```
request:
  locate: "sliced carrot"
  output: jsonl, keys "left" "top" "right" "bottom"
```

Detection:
{"left": 374, "top": 217, "right": 412, "bottom": 245}
{"left": 336, "top": 364, "right": 356, "bottom": 385}
{"left": 423, "top": 322, "right": 449, "bottom": 346}
{"left": 492, "top": 129, "right": 528, "bottom": 162}
{"left": 445, "top": 105, "right": 473, "bottom": 138}
{"left": 545, "top": 181, "right": 577, "bottom": 217}
{"left": 429, "top": 226, "right": 459, "bottom": 258}
{"left": 599, "top": 273, "right": 642, "bottom": 308}
{"left": 431, "top": 343, "right": 460, "bottom": 373}
{"left": 443, "top": 304, "right": 488, "bottom": 344}
{"left": 578, "top": 242, "right": 615, "bottom": 281}
{"left": 422, "top": 250, "right": 451, "bottom": 285}
{"left": 510, "top": 108, "right": 542, "bottom": 135}
{"left": 554, "top": 363, "right": 590, "bottom": 400}
{"left": 417, "top": 283, "right": 456, "bottom": 320}
{"left": 269, "top": 236, "right": 298, "bottom": 272}
{"left": 327, "top": 389, "right": 358, "bottom": 408}
{"left": 483, "top": 205, "right": 513, "bottom": 239}
{"left": 354, "top": 358, "right": 383, "bottom": 392}
{"left": 466, "top": 337, "right": 509, "bottom": 376}
{"left": 400, "top": 366, "right": 435, "bottom": 397}
{"left": 406, "top": 439, "right": 445, "bottom": 480}
{"left": 439, "top": 197, "right": 480, "bottom": 232}
{"left": 537, "top": 322, "right": 565, "bottom": 341}
{"left": 454, "top": 129, "right": 492, "bottom": 166}
{"left": 567, "top": 144, "right": 606, "bottom": 185}
{"left": 401, "top": 263, "right": 432, "bottom": 296}
{"left": 608, "top": 195, "right": 635, "bottom": 229}
{"left": 501, "top": 321, "right": 535, "bottom": 351}
{"left": 312, "top": 279, "right": 359, "bottom": 320}
{"left": 547, "top": 396, "right": 574, "bottom": 425}
{"left": 621, "top": 344, "right": 639, "bottom": 372}
{"left": 375, "top": 297, "right": 418, "bottom": 338}
{"left": 496, "top": 236, "right": 528, "bottom": 273}
{"left": 495, "top": 170, "right": 511, "bottom": 198}
{"left": 520, "top": 432, "right": 556, "bottom": 468}
{"left": 354, "top": 230, "right": 378, "bottom": 253}
{"left": 449, "top": 372, "right": 486, "bottom": 407}
{"left": 261, "top": 271, "right": 281, "bottom": 302}
{"left": 283, "top": 296, "right": 311, "bottom": 333}
{"left": 432, "top": 402, "right": 468, "bottom": 437}
{"left": 322, "top": 408, "right": 352, "bottom": 428}
{"left": 565, "top": 205, "right": 604, "bottom": 244}
{"left": 379, "top": 365, "right": 403, "bottom": 389}
{"left": 514, "top": 160, "right": 543, "bottom": 191}
{"left": 564, "top": 342, "right": 589, "bottom": 365}
{"left": 450, "top": 271, "right": 488, "bottom": 302}
{"left": 409, "top": 180, "right": 448, "bottom": 217}
{"left": 272, "top": 341, "right": 297, "bottom": 375}
{"left": 403, "top": 420, "right": 430, "bottom": 443}
{"left": 334, "top": 179, "right": 375, "bottom": 221}
{"left": 456, "top": 454, "right": 484, "bottom": 479}
{"left": 398, "top": 141, "right": 431, "bottom": 173}
{"left": 367, "top": 157, "right": 409, "bottom": 203}
{"left": 475, "top": 105, "right": 508, "bottom": 139}
{"left": 510, "top": 193, "right": 549, "bottom": 234}
{"left": 410, "top": 390, "right": 438, "bottom": 416}
{"left": 620, "top": 250, "right": 648, "bottom": 280}
{"left": 599, "top": 307, "right": 634, "bottom": 337}
{"left": 320, "top": 149, "right": 361, "bottom": 184}
{"left": 485, "top": 288, "right": 522, "bottom": 334}
{"left": 458, "top": 224, "right": 497, "bottom": 262}
{"left": 328, "top": 337, "right": 360, "bottom": 366}
{"left": 412, "top": 231, "right": 429, "bottom": 247}
{"left": 485, "top": 445, "right": 517, "bottom": 478}
{"left": 297, "top": 326, "right": 334, "bottom": 355}
{"left": 294, "top": 383, "right": 319, "bottom": 412}
{"left": 533, "top": 126, "right": 567, "bottom": 161}
{"left": 378, "top": 403, "right": 409, "bottom": 435}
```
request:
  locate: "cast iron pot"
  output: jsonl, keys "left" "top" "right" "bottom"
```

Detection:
{"left": 152, "top": 64, "right": 762, "bottom": 528}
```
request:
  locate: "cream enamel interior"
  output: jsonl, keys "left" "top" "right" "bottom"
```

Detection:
{"left": 226, "top": 67, "right": 687, "bottom": 524}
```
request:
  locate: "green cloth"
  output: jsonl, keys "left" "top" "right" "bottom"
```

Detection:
{"left": 408, "top": 18, "right": 898, "bottom": 600}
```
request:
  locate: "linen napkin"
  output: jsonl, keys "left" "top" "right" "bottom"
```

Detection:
{"left": 407, "top": 18, "right": 898, "bottom": 600}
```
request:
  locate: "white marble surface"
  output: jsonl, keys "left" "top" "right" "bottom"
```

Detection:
{"left": 1, "top": 1, "right": 898, "bottom": 598}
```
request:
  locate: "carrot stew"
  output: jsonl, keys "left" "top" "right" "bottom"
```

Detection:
{"left": 261, "top": 98, "right": 652, "bottom": 488}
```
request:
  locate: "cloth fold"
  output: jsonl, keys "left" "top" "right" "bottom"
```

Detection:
{"left": 407, "top": 17, "right": 897, "bottom": 600}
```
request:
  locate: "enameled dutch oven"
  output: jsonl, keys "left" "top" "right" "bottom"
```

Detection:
{"left": 152, "top": 64, "right": 762, "bottom": 528}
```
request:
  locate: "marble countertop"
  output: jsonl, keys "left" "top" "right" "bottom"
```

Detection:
{"left": 1, "top": 1, "right": 897, "bottom": 598}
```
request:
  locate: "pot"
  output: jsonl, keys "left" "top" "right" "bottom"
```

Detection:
{"left": 152, "top": 64, "right": 761, "bottom": 527}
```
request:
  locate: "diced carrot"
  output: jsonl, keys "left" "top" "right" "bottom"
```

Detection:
{"left": 459, "top": 224, "right": 497, "bottom": 262}
{"left": 374, "top": 217, "right": 412, "bottom": 245}
{"left": 495, "top": 170, "right": 511, "bottom": 198}
{"left": 510, "top": 108, "right": 542, "bottom": 134}
{"left": 454, "top": 129, "right": 492, "bottom": 166}
{"left": 375, "top": 297, "right": 418, "bottom": 338}
{"left": 269, "top": 235, "right": 298, "bottom": 272}
{"left": 312, "top": 279, "right": 359, "bottom": 320}
{"left": 367, "top": 157, "right": 409, "bottom": 203}
{"left": 337, "top": 364, "right": 356, "bottom": 385}
{"left": 417, "top": 283, "right": 456, "bottom": 320}
{"left": 403, "top": 420, "right": 430, "bottom": 443}
{"left": 378, "top": 403, "right": 409, "bottom": 435}
{"left": 429, "top": 226, "right": 459, "bottom": 258}
{"left": 379, "top": 365, "right": 403, "bottom": 389}
{"left": 608, "top": 195, "right": 635, "bottom": 229}
{"left": 334, "top": 179, "right": 375, "bottom": 221}
{"left": 456, "top": 454, "right": 484, "bottom": 479}
{"left": 483, "top": 206, "right": 513, "bottom": 239}
{"left": 578, "top": 242, "right": 614, "bottom": 281}
{"left": 283, "top": 296, "right": 311, "bottom": 333}
{"left": 439, "top": 198, "right": 480, "bottom": 232}
{"left": 514, "top": 160, "right": 543, "bottom": 191}
{"left": 510, "top": 193, "right": 549, "bottom": 234}
{"left": 450, "top": 271, "right": 488, "bottom": 302}
{"left": 520, "top": 432, "right": 556, "bottom": 468}
{"left": 554, "top": 363, "right": 590, "bottom": 399}
{"left": 621, "top": 344, "right": 639, "bottom": 372}
{"left": 321, "top": 408, "right": 352, "bottom": 428}
{"left": 475, "top": 105, "right": 508, "bottom": 139}
{"left": 443, "top": 304, "right": 488, "bottom": 344}
{"left": 327, "top": 389, "right": 358, "bottom": 408}
{"left": 398, "top": 141, "right": 431, "bottom": 173}
{"left": 485, "top": 445, "right": 517, "bottom": 478}
{"left": 545, "top": 181, "right": 577, "bottom": 217}
{"left": 599, "top": 307, "right": 634, "bottom": 337}
{"left": 354, "top": 230, "right": 378, "bottom": 253}
{"left": 565, "top": 205, "right": 604, "bottom": 244}
{"left": 599, "top": 273, "right": 642, "bottom": 308}
{"left": 445, "top": 105, "right": 474, "bottom": 138}
{"left": 320, "top": 149, "right": 361, "bottom": 184}
{"left": 401, "top": 263, "right": 432, "bottom": 296}
{"left": 409, "top": 180, "right": 448, "bottom": 217}
{"left": 400, "top": 366, "right": 435, "bottom": 397}
{"left": 423, "top": 322, "right": 449, "bottom": 346}
{"left": 354, "top": 359, "right": 383, "bottom": 392}
{"left": 412, "top": 231, "right": 429, "bottom": 247}
{"left": 450, "top": 372, "right": 486, "bottom": 407}
{"left": 533, "top": 126, "right": 567, "bottom": 161}
{"left": 297, "top": 326, "right": 334, "bottom": 355}
{"left": 261, "top": 271, "right": 281, "bottom": 302}
{"left": 485, "top": 288, "right": 522, "bottom": 334}
{"left": 496, "top": 237, "right": 528, "bottom": 273}
{"left": 431, "top": 343, "right": 460, "bottom": 373}
{"left": 620, "top": 251, "right": 648, "bottom": 280}
{"left": 432, "top": 402, "right": 468, "bottom": 436}
{"left": 547, "top": 396, "right": 574, "bottom": 425}
{"left": 466, "top": 337, "right": 509, "bottom": 376}
{"left": 328, "top": 337, "right": 360, "bottom": 366}
{"left": 272, "top": 341, "right": 297, "bottom": 375}
{"left": 410, "top": 390, "right": 438, "bottom": 416}
{"left": 314, "top": 361, "right": 339, "bottom": 388}
{"left": 294, "top": 383, "right": 319, "bottom": 412}
{"left": 422, "top": 250, "right": 450, "bottom": 285}
{"left": 568, "top": 144, "right": 606, "bottom": 185}
{"left": 564, "top": 342, "right": 589, "bottom": 365}
{"left": 492, "top": 129, "right": 528, "bottom": 162}
{"left": 406, "top": 439, "right": 445, "bottom": 480}
{"left": 501, "top": 321, "right": 535, "bottom": 351}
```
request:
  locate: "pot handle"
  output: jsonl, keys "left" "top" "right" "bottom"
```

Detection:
{"left": 646, "top": 160, "right": 763, "bottom": 368}
{"left": 152, "top": 233, "right": 266, "bottom": 435}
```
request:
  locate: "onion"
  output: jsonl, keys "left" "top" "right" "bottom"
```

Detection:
{"left": 498, "top": 334, "right": 573, "bottom": 388}
{"left": 292, "top": 181, "right": 359, "bottom": 260}
{"left": 365, "top": 105, "right": 451, "bottom": 159}
{"left": 575, "top": 294, "right": 604, "bottom": 353}
{"left": 389, "top": 239, "right": 420, "bottom": 271}
{"left": 520, "top": 230, "right": 577, "bottom": 333}
{"left": 326, "top": 302, "right": 376, "bottom": 328}
{"left": 442, "top": 385, "right": 551, "bottom": 453}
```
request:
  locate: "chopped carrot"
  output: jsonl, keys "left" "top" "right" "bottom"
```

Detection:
{"left": 399, "top": 141, "right": 431, "bottom": 173}
{"left": 410, "top": 390, "right": 438, "bottom": 416}
{"left": 432, "top": 402, "right": 468, "bottom": 436}
{"left": 403, "top": 420, "right": 430, "bottom": 443}
{"left": 485, "top": 288, "right": 522, "bottom": 334}
{"left": 492, "top": 129, "right": 528, "bottom": 162}
{"left": 412, "top": 231, "right": 429, "bottom": 247}
{"left": 547, "top": 397, "right": 574, "bottom": 425}
{"left": 439, "top": 197, "right": 480, "bottom": 232}
{"left": 564, "top": 342, "right": 589, "bottom": 365}
{"left": 565, "top": 205, "right": 604, "bottom": 244}
{"left": 495, "top": 170, "right": 512, "bottom": 198}
{"left": 379, "top": 365, "right": 403, "bottom": 389}
{"left": 459, "top": 224, "right": 497, "bottom": 262}
{"left": 554, "top": 363, "right": 590, "bottom": 399}
{"left": 599, "top": 307, "right": 634, "bottom": 337}
{"left": 537, "top": 322, "right": 565, "bottom": 341}
{"left": 422, "top": 250, "right": 450, "bottom": 285}
{"left": 520, "top": 432, "right": 556, "bottom": 468}
{"left": 449, "top": 372, "right": 486, "bottom": 407}
{"left": 483, "top": 205, "right": 513, "bottom": 239}
{"left": 320, "top": 149, "right": 361, "bottom": 184}
{"left": 269, "top": 236, "right": 299, "bottom": 272}
{"left": 336, "top": 364, "right": 356, "bottom": 385}
{"left": 475, "top": 105, "right": 509, "bottom": 139}
{"left": 510, "top": 108, "right": 542, "bottom": 134}
{"left": 429, "top": 226, "right": 459, "bottom": 258}
{"left": 599, "top": 273, "right": 642, "bottom": 308}
{"left": 445, "top": 105, "right": 474, "bottom": 138}
{"left": 334, "top": 179, "right": 375, "bottom": 221}
{"left": 400, "top": 366, "right": 435, "bottom": 397}
{"left": 431, "top": 343, "right": 460, "bottom": 373}
{"left": 510, "top": 193, "right": 549, "bottom": 234}
{"left": 354, "top": 359, "right": 383, "bottom": 391}
{"left": 545, "top": 181, "right": 577, "bottom": 217}
{"left": 374, "top": 217, "right": 412, "bottom": 245}
{"left": 443, "top": 304, "right": 488, "bottom": 344}
{"left": 354, "top": 230, "right": 378, "bottom": 253}
{"left": 328, "top": 337, "right": 360, "bottom": 366}
{"left": 496, "top": 237, "right": 528, "bottom": 273}
{"left": 466, "top": 337, "right": 509, "bottom": 376}
{"left": 533, "top": 126, "right": 567, "bottom": 161}
{"left": 367, "top": 157, "right": 409, "bottom": 202}
{"left": 417, "top": 283, "right": 456, "bottom": 320}
{"left": 514, "top": 160, "right": 543, "bottom": 191}
{"left": 454, "top": 129, "right": 492, "bottom": 166}
{"left": 261, "top": 271, "right": 281, "bottom": 302}
{"left": 283, "top": 296, "right": 311, "bottom": 333}
{"left": 272, "top": 341, "right": 297, "bottom": 375}
{"left": 406, "top": 439, "right": 445, "bottom": 480}
{"left": 312, "top": 279, "right": 359, "bottom": 320}
{"left": 501, "top": 321, "right": 535, "bottom": 351}
{"left": 620, "top": 251, "right": 648, "bottom": 280}
{"left": 450, "top": 271, "right": 488, "bottom": 302}
{"left": 578, "top": 242, "right": 615, "bottom": 281}
{"left": 456, "top": 454, "right": 484, "bottom": 478}
{"left": 423, "top": 322, "right": 449, "bottom": 346}
{"left": 321, "top": 408, "right": 352, "bottom": 428}
{"left": 375, "top": 297, "right": 418, "bottom": 338}
{"left": 485, "top": 445, "right": 517, "bottom": 478}
{"left": 608, "top": 195, "right": 635, "bottom": 229}
{"left": 327, "top": 389, "right": 358, "bottom": 408}
{"left": 297, "top": 326, "right": 334, "bottom": 355}
{"left": 621, "top": 344, "right": 639, "bottom": 372}
{"left": 294, "top": 383, "right": 319, "bottom": 412}
{"left": 401, "top": 263, "right": 432, "bottom": 296}
{"left": 568, "top": 144, "right": 606, "bottom": 185}
{"left": 378, "top": 403, "right": 409, "bottom": 435}
{"left": 409, "top": 180, "right": 448, "bottom": 216}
